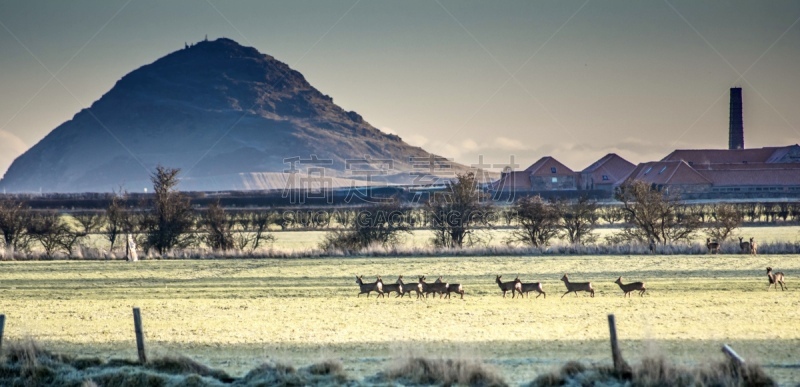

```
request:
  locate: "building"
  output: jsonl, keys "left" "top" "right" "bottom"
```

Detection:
{"left": 579, "top": 153, "right": 635, "bottom": 191}
{"left": 494, "top": 156, "right": 577, "bottom": 191}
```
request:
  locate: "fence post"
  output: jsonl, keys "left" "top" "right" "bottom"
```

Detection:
{"left": 0, "top": 314, "right": 5, "bottom": 354}
{"left": 607, "top": 314, "right": 631, "bottom": 376}
{"left": 132, "top": 307, "right": 147, "bottom": 363}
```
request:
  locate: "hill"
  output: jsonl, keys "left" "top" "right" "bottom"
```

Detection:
{"left": 0, "top": 38, "right": 458, "bottom": 193}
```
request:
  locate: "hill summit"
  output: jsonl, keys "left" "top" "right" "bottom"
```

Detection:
{"left": 0, "top": 38, "right": 449, "bottom": 193}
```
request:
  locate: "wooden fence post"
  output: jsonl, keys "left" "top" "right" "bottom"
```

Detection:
{"left": 0, "top": 314, "right": 5, "bottom": 354}
{"left": 608, "top": 314, "right": 631, "bottom": 376}
{"left": 132, "top": 307, "right": 147, "bottom": 363}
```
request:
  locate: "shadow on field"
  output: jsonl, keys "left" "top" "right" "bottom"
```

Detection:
{"left": 0, "top": 339, "right": 778, "bottom": 386}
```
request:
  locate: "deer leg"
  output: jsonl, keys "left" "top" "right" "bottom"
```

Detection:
{"left": 561, "top": 291, "right": 570, "bottom": 298}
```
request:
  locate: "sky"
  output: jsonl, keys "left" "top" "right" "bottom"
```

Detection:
{"left": 1, "top": 0, "right": 799, "bottom": 177}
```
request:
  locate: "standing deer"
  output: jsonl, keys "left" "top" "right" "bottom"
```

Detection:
{"left": 355, "top": 275, "right": 383, "bottom": 298}
{"left": 706, "top": 238, "right": 720, "bottom": 254}
{"left": 614, "top": 276, "right": 646, "bottom": 297}
{"left": 420, "top": 276, "right": 448, "bottom": 299}
{"left": 766, "top": 267, "right": 787, "bottom": 291}
{"left": 378, "top": 276, "right": 404, "bottom": 298}
{"left": 435, "top": 276, "right": 465, "bottom": 299}
{"left": 750, "top": 237, "right": 758, "bottom": 255}
{"left": 739, "top": 237, "right": 750, "bottom": 254}
{"left": 398, "top": 275, "right": 422, "bottom": 298}
{"left": 496, "top": 275, "right": 521, "bottom": 298}
{"left": 560, "top": 274, "right": 595, "bottom": 298}
{"left": 514, "top": 277, "right": 546, "bottom": 299}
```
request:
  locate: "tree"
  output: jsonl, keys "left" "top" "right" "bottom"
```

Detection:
{"left": 600, "top": 205, "right": 625, "bottom": 225}
{"left": 705, "top": 203, "right": 742, "bottom": 241}
{"left": 321, "top": 199, "right": 410, "bottom": 250}
{"left": 198, "top": 202, "right": 235, "bottom": 250}
{"left": 555, "top": 196, "right": 599, "bottom": 245}
{"left": 0, "top": 198, "right": 33, "bottom": 253}
{"left": 505, "top": 195, "right": 560, "bottom": 247}
{"left": 104, "top": 194, "right": 126, "bottom": 251}
{"left": 426, "top": 172, "right": 493, "bottom": 248}
{"left": 141, "top": 166, "right": 195, "bottom": 254}
{"left": 26, "top": 212, "right": 72, "bottom": 258}
{"left": 615, "top": 181, "right": 701, "bottom": 244}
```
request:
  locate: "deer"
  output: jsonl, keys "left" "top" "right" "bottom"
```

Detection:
{"left": 766, "top": 267, "right": 787, "bottom": 291}
{"left": 435, "top": 276, "right": 465, "bottom": 299}
{"left": 355, "top": 275, "right": 383, "bottom": 298}
{"left": 398, "top": 275, "right": 422, "bottom": 298}
{"left": 496, "top": 275, "right": 522, "bottom": 298}
{"left": 614, "top": 276, "right": 646, "bottom": 297}
{"left": 560, "top": 274, "right": 595, "bottom": 298}
{"left": 750, "top": 237, "right": 758, "bottom": 255}
{"left": 378, "top": 276, "right": 404, "bottom": 298}
{"left": 514, "top": 277, "right": 546, "bottom": 299}
{"left": 420, "top": 276, "right": 448, "bottom": 299}
{"left": 738, "top": 237, "right": 750, "bottom": 254}
{"left": 706, "top": 238, "right": 720, "bottom": 254}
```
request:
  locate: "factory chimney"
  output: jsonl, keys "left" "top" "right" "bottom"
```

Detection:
{"left": 729, "top": 87, "right": 744, "bottom": 150}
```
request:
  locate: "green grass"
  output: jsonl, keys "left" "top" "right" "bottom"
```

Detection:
{"left": 0, "top": 254, "right": 798, "bottom": 385}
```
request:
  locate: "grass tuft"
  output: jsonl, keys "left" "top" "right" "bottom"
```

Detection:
{"left": 528, "top": 357, "right": 777, "bottom": 387}
{"left": 377, "top": 356, "right": 507, "bottom": 387}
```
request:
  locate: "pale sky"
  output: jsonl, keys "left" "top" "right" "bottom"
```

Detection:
{"left": 1, "top": 0, "right": 799, "bottom": 177}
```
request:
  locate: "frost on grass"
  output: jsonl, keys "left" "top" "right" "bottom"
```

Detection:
{"left": 372, "top": 356, "right": 508, "bottom": 387}
{"left": 0, "top": 341, "right": 354, "bottom": 387}
{"left": 527, "top": 357, "right": 776, "bottom": 387}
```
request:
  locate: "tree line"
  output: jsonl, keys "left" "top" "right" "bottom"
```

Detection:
{"left": 1, "top": 168, "right": 798, "bottom": 258}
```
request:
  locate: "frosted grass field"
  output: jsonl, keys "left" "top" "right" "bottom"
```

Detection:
{"left": 0, "top": 253, "right": 798, "bottom": 385}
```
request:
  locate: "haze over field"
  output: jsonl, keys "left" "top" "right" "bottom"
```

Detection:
{"left": 1, "top": 1, "right": 799, "bottom": 187}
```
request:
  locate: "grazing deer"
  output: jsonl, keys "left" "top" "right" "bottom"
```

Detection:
{"left": 355, "top": 275, "right": 383, "bottom": 298}
{"left": 706, "top": 238, "right": 720, "bottom": 254}
{"left": 766, "top": 267, "right": 786, "bottom": 291}
{"left": 398, "top": 275, "right": 422, "bottom": 298}
{"left": 496, "top": 275, "right": 521, "bottom": 298}
{"left": 435, "top": 276, "right": 465, "bottom": 299}
{"left": 614, "top": 276, "right": 646, "bottom": 297}
{"left": 378, "top": 276, "right": 404, "bottom": 298}
{"left": 514, "top": 277, "right": 546, "bottom": 299}
{"left": 421, "top": 276, "right": 448, "bottom": 299}
{"left": 750, "top": 237, "right": 758, "bottom": 255}
{"left": 739, "top": 237, "right": 750, "bottom": 254}
{"left": 560, "top": 274, "right": 595, "bottom": 298}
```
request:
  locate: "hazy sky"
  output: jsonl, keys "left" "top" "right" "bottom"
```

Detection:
{"left": 1, "top": 0, "right": 799, "bottom": 177}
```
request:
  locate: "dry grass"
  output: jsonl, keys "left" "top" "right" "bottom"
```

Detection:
{"left": 529, "top": 356, "right": 776, "bottom": 386}
{"left": 376, "top": 356, "right": 507, "bottom": 386}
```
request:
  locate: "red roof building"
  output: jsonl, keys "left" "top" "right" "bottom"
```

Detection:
{"left": 579, "top": 153, "right": 635, "bottom": 191}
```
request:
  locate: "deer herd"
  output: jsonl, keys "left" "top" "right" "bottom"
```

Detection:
{"left": 705, "top": 237, "right": 758, "bottom": 254}
{"left": 356, "top": 265, "right": 787, "bottom": 298}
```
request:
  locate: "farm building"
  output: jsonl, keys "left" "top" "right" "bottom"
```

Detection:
{"left": 494, "top": 156, "right": 578, "bottom": 191}
{"left": 579, "top": 153, "right": 635, "bottom": 191}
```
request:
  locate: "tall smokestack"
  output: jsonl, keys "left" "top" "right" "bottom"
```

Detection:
{"left": 729, "top": 87, "right": 744, "bottom": 150}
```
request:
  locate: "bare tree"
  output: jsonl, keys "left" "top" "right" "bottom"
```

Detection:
{"left": 199, "top": 202, "right": 234, "bottom": 250}
{"left": 104, "top": 195, "right": 126, "bottom": 251}
{"left": 26, "top": 212, "right": 72, "bottom": 258}
{"left": 141, "top": 166, "right": 195, "bottom": 254}
{"left": 505, "top": 195, "right": 560, "bottom": 247}
{"left": 321, "top": 199, "right": 410, "bottom": 250}
{"left": 426, "top": 172, "right": 493, "bottom": 248}
{"left": 615, "top": 181, "right": 701, "bottom": 245}
{"left": 705, "top": 203, "right": 743, "bottom": 242}
{"left": 555, "top": 196, "right": 599, "bottom": 245}
{"left": 0, "top": 198, "right": 33, "bottom": 253}
{"left": 600, "top": 205, "right": 625, "bottom": 225}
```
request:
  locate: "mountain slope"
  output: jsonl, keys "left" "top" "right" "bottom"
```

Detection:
{"left": 0, "top": 38, "right": 452, "bottom": 193}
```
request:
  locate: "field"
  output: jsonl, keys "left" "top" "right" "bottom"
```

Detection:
{"left": 1, "top": 253, "right": 798, "bottom": 385}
